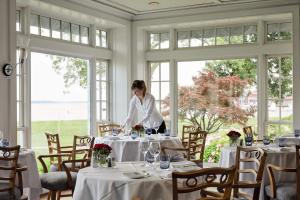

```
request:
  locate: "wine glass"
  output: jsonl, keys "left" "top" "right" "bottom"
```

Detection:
{"left": 149, "top": 141, "right": 161, "bottom": 169}
{"left": 153, "top": 121, "right": 160, "bottom": 134}
{"left": 139, "top": 139, "right": 150, "bottom": 166}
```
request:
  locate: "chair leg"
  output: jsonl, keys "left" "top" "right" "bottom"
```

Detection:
{"left": 50, "top": 191, "right": 56, "bottom": 200}
{"left": 47, "top": 192, "right": 51, "bottom": 200}
{"left": 57, "top": 191, "right": 61, "bottom": 200}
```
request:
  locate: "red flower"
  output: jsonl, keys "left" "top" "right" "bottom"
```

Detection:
{"left": 93, "top": 143, "right": 112, "bottom": 155}
{"left": 132, "top": 124, "right": 144, "bottom": 131}
{"left": 227, "top": 130, "right": 241, "bottom": 139}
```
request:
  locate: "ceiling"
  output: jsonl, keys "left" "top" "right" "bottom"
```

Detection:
{"left": 92, "top": 0, "right": 269, "bottom": 15}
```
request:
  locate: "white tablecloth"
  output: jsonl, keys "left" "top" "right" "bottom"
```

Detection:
{"left": 0, "top": 149, "right": 41, "bottom": 200}
{"left": 219, "top": 145, "right": 296, "bottom": 200}
{"left": 73, "top": 162, "right": 202, "bottom": 200}
{"left": 274, "top": 135, "right": 300, "bottom": 146}
{"left": 95, "top": 135, "right": 183, "bottom": 162}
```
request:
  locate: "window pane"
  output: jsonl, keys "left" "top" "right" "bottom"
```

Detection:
{"left": 150, "top": 33, "right": 160, "bottom": 49}
{"left": 281, "top": 57, "right": 293, "bottom": 77}
{"left": 267, "top": 23, "right": 279, "bottom": 41}
{"left": 177, "top": 31, "right": 189, "bottom": 48}
{"left": 150, "top": 63, "right": 160, "bottom": 81}
{"left": 96, "top": 30, "right": 100, "bottom": 46}
{"left": 16, "top": 10, "right": 21, "bottom": 32}
{"left": 267, "top": 123, "right": 292, "bottom": 138}
{"left": 71, "top": 24, "right": 80, "bottom": 43}
{"left": 160, "top": 33, "right": 169, "bottom": 49}
{"left": 101, "top": 82, "right": 107, "bottom": 101}
{"left": 96, "top": 101, "right": 101, "bottom": 121}
{"left": 40, "top": 16, "right": 50, "bottom": 37}
{"left": 244, "top": 25, "right": 257, "bottom": 43}
{"left": 51, "top": 19, "right": 61, "bottom": 39}
{"left": 203, "top": 28, "right": 215, "bottom": 46}
{"left": 101, "top": 102, "right": 107, "bottom": 121}
{"left": 62, "top": 21, "right": 71, "bottom": 41}
{"left": 160, "top": 62, "right": 169, "bottom": 81}
{"left": 30, "top": 14, "right": 39, "bottom": 35}
{"left": 161, "top": 82, "right": 169, "bottom": 100}
{"left": 96, "top": 81, "right": 100, "bottom": 100}
{"left": 80, "top": 26, "right": 89, "bottom": 44}
{"left": 151, "top": 82, "right": 160, "bottom": 100}
{"left": 101, "top": 31, "right": 107, "bottom": 48}
{"left": 230, "top": 26, "right": 243, "bottom": 44}
{"left": 280, "top": 22, "right": 292, "bottom": 40}
{"left": 216, "top": 27, "right": 229, "bottom": 45}
{"left": 191, "top": 30, "right": 202, "bottom": 47}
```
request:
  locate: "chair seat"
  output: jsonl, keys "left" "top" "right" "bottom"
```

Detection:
{"left": 40, "top": 171, "right": 77, "bottom": 191}
{"left": 265, "top": 182, "right": 296, "bottom": 200}
{"left": 0, "top": 181, "right": 21, "bottom": 200}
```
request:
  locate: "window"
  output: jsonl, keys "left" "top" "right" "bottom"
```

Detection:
{"left": 149, "top": 32, "right": 170, "bottom": 50}
{"left": 16, "top": 10, "right": 21, "bottom": 32}
{"left": 30, "top": 14, "right": 39, "bottom": 35}
{"left": 267, "top": 22, "right": 292, "bottom": 41}
{"left": 267, "top": 56, "right": 293, "bottom": 136}
{"left": 40, "top": 16, "right": 50, "bottom": 37}
{"left": 149, "top": 62, "right": 170, "bottom": 122}
{"left": 16, "top": 49, "right": 25, "bottom": 147}
{"left": 96, "top": 60, "right": 109, "bottom": 121}
{"left": 30, "top": 13, "right": 89, "bottom": 45}
{"left": 176, "top": 24, "right": 257, "bottom": 48}
{"left": 95, "top": 29, "right": 108, "bottom": 48}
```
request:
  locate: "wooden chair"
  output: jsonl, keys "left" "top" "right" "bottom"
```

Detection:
{"left": 162, "top": 130, "right": 207, "bottom": 164}
{"left": 98, "top": 123, "right": 121, "bottom": 137}
{"left": 182, "top": 125, "right": 200, "bottom": 148}
{"left": 38, "top": 153, "right": 74, "bottom": 200}
{"left": 0, "top": 145, "right": 26, "bottom": 200}
{"left": 264, "top": 145, "right": 300, "bottom": 200}
{"left": 233, "top": 146, "right": 267, "bottom": 200}
{"left": 45, "top": 132, "right": 73, "bottom": 171}
{"left": 172, "top": 166, "right": 236, "bottom": 200}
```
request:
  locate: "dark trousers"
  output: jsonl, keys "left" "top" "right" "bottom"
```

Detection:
{"left": 151, "top": 121, "right": 166, "bottom": 134}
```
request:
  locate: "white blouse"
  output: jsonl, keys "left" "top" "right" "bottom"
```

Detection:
{"left": 124, "top": 93, "right": 163, "bottom": 127}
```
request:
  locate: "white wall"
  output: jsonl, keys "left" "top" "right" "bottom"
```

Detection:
{"left": 0, "top": 0, "right": 17, "bottom": 145}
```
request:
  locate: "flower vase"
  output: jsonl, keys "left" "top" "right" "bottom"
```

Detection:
{"left": 93, "top": 153, "right": 108, "bottom": 168}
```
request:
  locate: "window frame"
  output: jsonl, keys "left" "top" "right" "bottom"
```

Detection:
{"left": 148, "top": 31, "right": 170, "bottom": 50}
{"left": 265, "top": 21, "right": 292, "bottom": 43}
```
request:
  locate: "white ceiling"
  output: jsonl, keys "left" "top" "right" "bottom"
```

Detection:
{"left": 92, "top": 0, "right": 268, "bottom": 15}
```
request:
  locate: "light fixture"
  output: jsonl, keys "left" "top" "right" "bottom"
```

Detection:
{"left": 148, "top": 1, "right": 160, "bottom": 6}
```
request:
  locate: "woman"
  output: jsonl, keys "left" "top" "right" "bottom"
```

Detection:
{"left": 123, "top": 80, "right": 166, "bottom": 134}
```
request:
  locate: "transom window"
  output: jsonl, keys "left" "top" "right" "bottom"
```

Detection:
{"left": 96, "top": 60, "right": 109, "bottom": 121}
{"left": 267, "top": 22, "right": 292, "bottom": 41}
{"left": 267, "top": 55, "right": 293, "bottom": 136}
{"left": 96, "top": 29, "right": 108, "bottom": 48}
{"left": 30, "top": 14, "right": 89, "bottom": 45}
{"left": 149, "top": 32, "right": 170, "bottom": 50}
{"left": 177, "top": 24, "right": 257, "bottom": 48}
{"left": 16, "top": 10, "right": 21, "bottom": 32}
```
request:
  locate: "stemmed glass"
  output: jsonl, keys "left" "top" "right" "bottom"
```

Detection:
{"left": 153, "top": 121, "right": 160, "bottom": 134}
{"left": 149, "top": 141, "right": 161, "bottom": 169}
{"left": 139, "top": 139, "right": 150, "bottom": 166}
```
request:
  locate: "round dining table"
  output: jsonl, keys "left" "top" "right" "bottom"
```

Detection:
{"left": 73, "top": 161, "right": 202, "bottom": 200}
{"left": 219, "top": 144, "right": 296, "bottom": 200}
{"left": 95, "top": 134, "right": 184, "bottom": 162}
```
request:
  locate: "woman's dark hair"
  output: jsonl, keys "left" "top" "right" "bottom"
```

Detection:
{"left": 131, "top": 80, "right": 147, "bottom": 96}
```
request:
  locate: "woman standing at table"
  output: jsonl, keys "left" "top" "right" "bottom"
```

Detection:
{"left": 123, "top": 80, "right": 166, "bottom": 134}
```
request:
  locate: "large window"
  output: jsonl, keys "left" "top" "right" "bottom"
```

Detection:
{"left": 30, "top": 13, "right": 89, "bottom": 45}
{"left": 96, "top": 60, "right": 109, "bottom": 121}
{"left": 149, "top": 32, "right": 170, "bottom": 50}
{"left": 177, "top": 24, "right": 257, "bottom": 48}
{"left": 267, "top": 22, "right": 292, "bottom": 41}
{"left": 149, "top": 62, "right": 170, "bottom": 123}
{"left": 267, "top": 56, "right": 293, "bottom": 136}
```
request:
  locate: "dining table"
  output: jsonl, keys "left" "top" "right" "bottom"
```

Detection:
{"left": 219, "top": 144, "right": 296, "bottom": 200}
{"left": 73, "top": 161, "right": 205, "bottom": 200}
{"left": 95, "top": 134, "right": 184, "bottom": 162}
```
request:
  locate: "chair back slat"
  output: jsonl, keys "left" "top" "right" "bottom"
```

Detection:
{"left": 187, "top": 131, "right": 207, "bottom": 163}
{"left": 172, "top": 166, "right": 236, "bottom": 200}
{"left": 182, "top": 125, "right": 200, "bottom": 148}
{"left": 234, "top": 146, "right": 267, "bottom": 199}
{"left": 98, "top": 123, "right": 120, "bottom": 137}
{"left": 45, "top": 132, "right": 62, "bottom": 165}
{"left": 0, "top": 145, "right": 20, "bottom": 198}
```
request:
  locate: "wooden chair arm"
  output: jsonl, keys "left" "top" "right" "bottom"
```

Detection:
{"left": 38, "top": 154, "right": 71, "bottom": 173}
{"left": 62, "top": 159, "right": 90, "bottom": 191}
{"left": 267, "top": 164, "right": 296, "bottom": 199}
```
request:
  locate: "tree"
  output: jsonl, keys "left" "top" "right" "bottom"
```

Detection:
{"left": 163, "top": 70, "right": 255, "bottom": 134}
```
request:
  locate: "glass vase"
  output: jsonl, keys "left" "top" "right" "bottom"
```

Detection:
{"left": 229, "top": 138, "right": 238, "bottom": 147}
{"left": 93, "top": 152, "right": 108, "bottom": 168}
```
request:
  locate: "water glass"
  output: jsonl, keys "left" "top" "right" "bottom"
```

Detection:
{"left": 295, "top": 129, "right": 300, "bottom": 137}
{"left": 1, "top": 139, "right": 9, "bottom": 147}
{"left": 139, "top": 139, "right": 150, "bottom": 165}
{"left": 160, "top": 155, "right": 170, "bottom": 170}
{"left": 164, "top": 129, "right": 170, "bottom": 136}
{"left": 263, "top": 136, "right": 271, "bottom": 145}
{"left": 112, "top": 129, "right": 118, "bottom": 136}
{"left": 131, "top": 131, "right": 138, "bottom": 140}
{"left": 149, "top": 141, "right": 161, "bottom": 164}
{"left": 278, "top": 138, "right": 285, "bottom": 147}
{"left": 146, "top": 128, "right": 152, "bottom": 136}
{"left": 245, "top": 136, "right": 253, "bottom": 146}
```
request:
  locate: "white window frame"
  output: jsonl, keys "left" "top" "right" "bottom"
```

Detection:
{"left": 148, "top": 32, "right": 170, "bottom": 50}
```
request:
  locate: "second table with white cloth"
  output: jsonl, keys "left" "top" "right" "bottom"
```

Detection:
{"left": 219, "top": 144, "right": 296, "bottom": 200}
{"left": 95, "top": 135, "right": 184, "bottom": 162}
